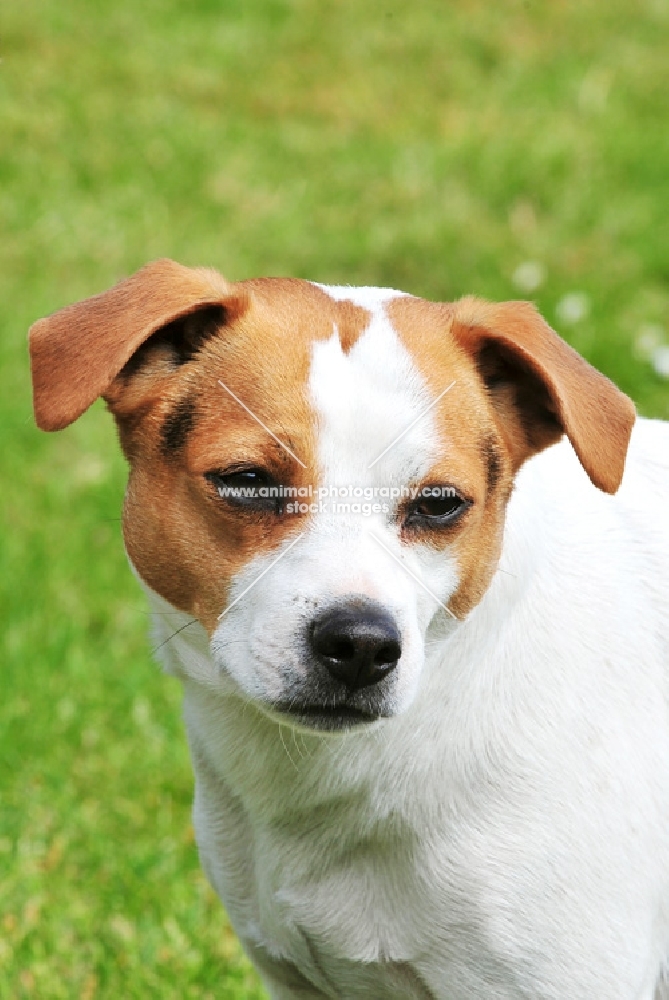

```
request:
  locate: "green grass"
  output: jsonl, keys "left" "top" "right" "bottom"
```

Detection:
{"left": 1, "top": 0, "right": 668, "bottom": 996}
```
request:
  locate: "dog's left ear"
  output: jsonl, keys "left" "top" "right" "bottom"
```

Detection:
{"left": 29, "top": 258, "right": 248, "bottom": 432}
{"left": 452, "top": 297, "right": 636, "bottom": 494}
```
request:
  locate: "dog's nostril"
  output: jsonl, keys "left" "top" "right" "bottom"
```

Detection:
{"left": 320, "top": 637, "right": 357, "bottom": 662}
{"left": 310, "top": 600, "right": 402, "bottom": 692}
{"left": 374, "top": 642, "right": 400, "bottom": 667}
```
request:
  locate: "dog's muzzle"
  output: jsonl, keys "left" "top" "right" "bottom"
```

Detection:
{"left": 271, "top": 597, "right": 403, "bottom": 731}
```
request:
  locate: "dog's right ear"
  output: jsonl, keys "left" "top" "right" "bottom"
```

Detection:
{"left": 451, "top": 297, "right": 636, "bottom": 494}
{"left": 29, "top": 259, "right": 248, "bottom": 431}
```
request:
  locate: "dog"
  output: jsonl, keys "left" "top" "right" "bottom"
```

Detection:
{"left": 30, "top": 259, "right": 669, "bottom": 999}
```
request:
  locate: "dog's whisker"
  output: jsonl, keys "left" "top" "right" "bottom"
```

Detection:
{"left": 279, "top": 724, "right": 300, "bottom": 772}
{"left": 151, "top": 618, "right": 198, "bottom": 654}
{"left": 299, "top": 733, "right": 314, "bottom": 759}
{"left": 373, "top": 717, "right": 392, "bottom": 751}
{"left": 291, "top": 729, "right": 305, "bottom": 760}
{"left": 212, "top": 638, "right": 247, "bottom": 651}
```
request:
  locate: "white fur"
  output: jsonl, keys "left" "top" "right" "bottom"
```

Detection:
{"left": 141, "top": 300, "right": 669, "bottom": 998}
{"left": 312, "top": 281, "right": 406, "bottom": 307}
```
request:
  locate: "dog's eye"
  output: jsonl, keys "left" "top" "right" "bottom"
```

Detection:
{"left": 404, "top": 490, "right": 469, "bottom": 528}
{"left": 205, "top": 468, "right": 281, "bottom": 512}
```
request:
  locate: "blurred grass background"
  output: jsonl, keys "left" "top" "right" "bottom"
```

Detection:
{"left": 1, "top": 0, "right": 668, "bottom": 997}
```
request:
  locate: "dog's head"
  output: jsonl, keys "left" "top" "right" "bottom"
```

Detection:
{"left": 30, "top": 259, "right": 635, "bottom": 730}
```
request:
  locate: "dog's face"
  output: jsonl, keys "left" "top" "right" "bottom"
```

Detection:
{"left": 30, "top": 260, "right": 635, "bottom": 731}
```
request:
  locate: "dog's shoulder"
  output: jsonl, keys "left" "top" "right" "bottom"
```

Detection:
{"left": 623, "top": 417, "right": 669, "bottom": 492}
{"left": 510, "top": 416, "right": 668, "bottom": 545}
{"left": 495, "top": 418, "right": 668, "bottom": 645}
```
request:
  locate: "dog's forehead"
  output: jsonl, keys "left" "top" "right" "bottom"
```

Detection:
{"left": 185, "top": 279, "right": 483, "bottom": 479}
{"left": 308, "top": 284, "right": 444, "bottom": 482}
{"left": 225, "top": 277, "right": 473, "bottom": 397}
{"left": 222, "top": 277, "right": 461, "bottom": 370}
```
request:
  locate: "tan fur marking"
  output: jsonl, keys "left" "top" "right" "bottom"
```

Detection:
{"left": 387, "top": 296, "right": 512, "bottom": 617}
{"left": 335, "top": 298, "right": 372, "bottom": 354}
{"left": 387, "top": 294, "right": 634, "bottom": 617}
{"left": 117, "top": 278, "right": 370, "bottom": 632}
{"left": 29, "top": 267, "right": 374, "bottom": 632}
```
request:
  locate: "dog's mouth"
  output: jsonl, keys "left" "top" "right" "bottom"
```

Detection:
{"left": 268, "top": 701, "right": 382, "bottom": 732}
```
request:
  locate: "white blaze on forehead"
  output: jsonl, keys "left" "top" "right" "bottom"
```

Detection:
{"left": 305, "top": 285, "right": 460, "bottom": 648}
{"left": 309, "top": 285, "right": 442, "bottom": 488}
{"left": 312, "top": 283, "right": 406, "bottom": 306}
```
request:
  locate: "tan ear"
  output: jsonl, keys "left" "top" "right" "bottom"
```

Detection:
{"left": 29, "top": 258, "right": 247, "bottom": 431}
{"left": 452, "top": 297, "right": 636, "bottom": 494}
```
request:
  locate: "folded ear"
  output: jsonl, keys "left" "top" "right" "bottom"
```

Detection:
{"left": 452, "top": 297, "right": 636, "bottom": 494}
{"left": 29, "top": 258, "right": 248, "bottom": 431}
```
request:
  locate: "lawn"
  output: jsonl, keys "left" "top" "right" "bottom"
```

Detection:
{"left": 1, "top": 0, "right": 668, "bottom": 997}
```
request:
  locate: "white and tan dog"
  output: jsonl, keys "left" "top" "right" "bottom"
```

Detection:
{"left": 30, "top": 259, "right": 669, "bottom": 999}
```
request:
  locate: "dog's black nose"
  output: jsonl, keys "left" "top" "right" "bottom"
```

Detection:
{"left": 310, "top": 600, "right": 401, "bottom": 691}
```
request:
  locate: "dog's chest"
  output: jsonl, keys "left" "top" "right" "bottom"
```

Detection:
{"left": 244, "top": 850, "right": 437, "bottom": 999}
{"left": 201, "top": 792, "right": 457, "bottom": 997}
{"left": 187, "top": 698, "right": 501, "bottom": 999}
{"left": 194, "top": 766, "right": 531, "bottom": 1000}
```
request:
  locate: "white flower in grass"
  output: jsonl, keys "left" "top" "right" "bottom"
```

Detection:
{"left": 512, "top": 261, "right": 546, "bottom": 294}
{"left": 634, "top": 323, "right": 664, "bottom": 360}
{"left": 556, "top": 292, "right": 590, "bottom": 324}
{"left": 634, "top": 323, "right": 669, "bottom": 378}
{"left": 651, "top": 346, "right": 669, "bottom": 379}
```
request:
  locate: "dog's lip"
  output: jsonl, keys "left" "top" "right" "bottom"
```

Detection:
{"left": 269, "top": 701, "right": 380, "bottom": 727}
{"left": 278, "top": 703, "right": 376, "bottom": 719}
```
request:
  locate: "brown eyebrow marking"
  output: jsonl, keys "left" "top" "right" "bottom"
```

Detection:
{"left": 161, "top": 395, "right": 197, "bottom": 454}
{"left": 481, "top": 432, "right": 503, "bottom": 495}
